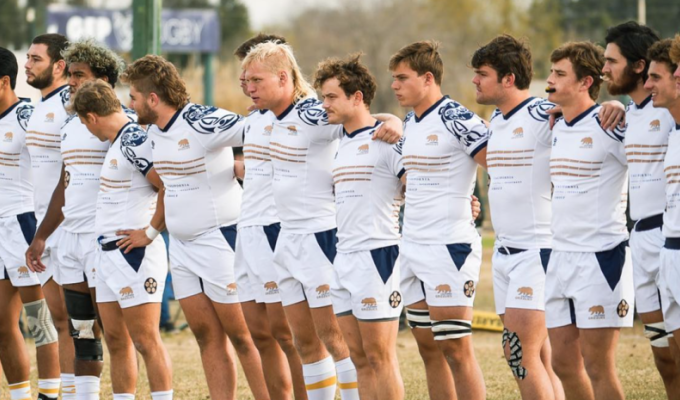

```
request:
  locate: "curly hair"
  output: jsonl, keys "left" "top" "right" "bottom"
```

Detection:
{"left": 670, "top": 35, "right": 680, "bottom": 66}
{"left": 62, "top": 38, "right": 125, "bottom": 88}
{"left": 313, "top": 53, "right": 377, "bottom": 106}
{"left": 471, "top": 34, "right": 533, "bottom": 90}
{"left": 121, "top": 55, "right": 190, "bottom": 109}
{"left": 389, "top": 41, "right": 444, "bottom": 86}
{"left": 550, "top": 41, "right": 605, "bottom": 100}
{"left": 648, "top": 39, "right": 678, "bottom": 74}
{"left": 234, "top": 33, "right": 287, "bottom": 61}
{"left": 70, "top": 79, "right": 121, "bottom": 117}
{"left": 242, "top": 42, "right": 315, "bottom": 103}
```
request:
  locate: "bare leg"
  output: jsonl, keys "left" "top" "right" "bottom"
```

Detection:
{"left": 266, "top": 301, "right": 308, "bottom": 400}
{"left": 98, "top": 302, "right": 138, "bottom": 394}
{"left": 548, "top": 325, "right": 594, "bottom": 400}
{"left": 336, "top": 314, "right": 377, "bottom": 399}
{"left": 579, "top": 328, "right": 625, "bottom": 400}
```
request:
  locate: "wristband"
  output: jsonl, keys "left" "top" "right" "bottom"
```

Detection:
{"left": 145, "top": 226, "right": 160, "bottom": 240}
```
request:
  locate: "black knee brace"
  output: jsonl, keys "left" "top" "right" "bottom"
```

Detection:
{"left": 64, "top": 289, "right": 103, "bottom": 361}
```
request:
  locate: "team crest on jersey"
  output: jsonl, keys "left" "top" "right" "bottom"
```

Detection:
{"left": 361, "top": 297, "right": 378, "bottom": 311}
{"left": 588, "top": 305, "right": 605, "bottom": 319}
{"left": 512, "top": 127, "right": 524, "bottom": 138}
{"left": 287, "top": 126, "right": 298, "bottom": 135}
{"left": 184, "top": 104, "right": 242, "bottom": 134}
{"left": 64, "top": 170, "right": 71, "bottom": 188}
{"left": 45, "top": 112, "right": 55, "bottom": 123}
{"left": 515, "top": 287, "right": 533, "bottom": 301}
{"left": 426, "top": 134, "right": 439, "bottom": 145}
{"left": 3, "top": 132, "right": 12, "bottom": 142}
{"left": 120, "top": 286, "right": 134, "bottom": 300}
{"left": 178, "top": 138, "right": 190, "bottom": 150}
{"left": 17, "top": 266, "right": 30, "bottom": 278}
{"left": 16, "top": 105, "right": 33, "bottom": 131}
{"left": 580, "top": 137, "right": 593, "bottom": 149}
{"left": 263, "top": 125, "right": 273, "bottom": 136}
{"left": 227, "top": 283, "right": 238, "bottom": 295}
{"left": 296, "top": 98, "right": 328, "bottom": 126}
{"left": 357, "top": 144, "right": 369, "bottom": 155}
{"left": 649, "top": 119, "right": 661, "bottom": 132}
{"left": 109, "top": 159, "right": 118, "bottom": 170}
{"left": 527, "top": 99, "right": 554, "bottom": 122}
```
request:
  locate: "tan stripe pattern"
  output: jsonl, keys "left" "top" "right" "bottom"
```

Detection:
{"left": 156, "top": 157, "right": 207, "bottom": 177}
{"left": 269, "top": 142, "right": 307, "bottom": 164}
{"left": 404, "top": 153, "right": 451, "bottom": 173}
{"left": 333, "top": 165, "right": 374, "bottom": 184}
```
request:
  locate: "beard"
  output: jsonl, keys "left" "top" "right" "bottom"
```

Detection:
{"left": 136, "top": 102, "right": 159, "bottom": 126}
{"left": 606, "top": 64, "right": 641, "bottom": 96}
{"left": 27, "top": 65, "right": 55, "bottom": 90}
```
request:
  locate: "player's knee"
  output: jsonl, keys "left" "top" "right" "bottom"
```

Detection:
{"left": 132, "top": 335, "right": 159, "bottom": 357}
{"left": 363, "top": 344, "right": 391, "bottom": 371}
{"left": 645, "top": 322, "right": 672, "bottom": 349}
{"left": 64, "top": 289, "right": 103, "bottom": 361}
{"left": 24, "top": 298, "right": 58, "bottom": 347}
{"left": 229, "top": 332, "right": 254, "bottom": 353}
{"left": 271, "top": 325, "right": 295, "bottom": 350}
{"left": 502, "top": 328, "right": 528, "bottom": 380}
{"left": 431, "top": 318, "right": 472, "bottom": 362}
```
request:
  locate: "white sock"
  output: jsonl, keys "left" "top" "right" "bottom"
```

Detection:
{"left": 303, "top": 356, "right": 337, "bottom": 400}
{"left": 61, "top": 373, "right": 77, "bottom": 399}
{"left": 151, "top": 390, "right": 173, "bottom": 400}
{"left": 112, "top": 394, "right": 135, "bottom": 400}
{"left": 75, "top": 375, "right": 100, "bottom": 400}
{"left": 38, "top": 378, "right": 61, "bottom": 399}
{"left": 9, "top": 381, "right": 31, "bottom": 400}
{"left": 335, "top": 357, "right": 359, "bottom": 400}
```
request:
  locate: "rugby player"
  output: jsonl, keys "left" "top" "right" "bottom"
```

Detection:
{"left": 603, "top": 22, "right": 680, "bottom": 398}
{"left": 122, "top": 55, "right": 269, "bottom": 400}
{"left": 0, "top": 46, "right": 61, "bottom": 400}
{"left": 70, "top": 79, "right": 173, "bottom": 400}
{"left": 471, "top": 34, "right": 564, "bottom": 400}
{"left": 26, "top": 39, "right": 133, "bottom": 399}
{"left": 390, "top": 41, "right": 487, "bottom": 400}
{"left": 242, "top": 41, "right": 401, "bottom": 400}
{"left": 645, "top": 36, "right": 680, "bottom": 365}
{"left": 234, "top": 33, "right": 308, "bottom": 400}
{"left": 546, "top": 42, "right": 632, "bottom": 400}
{"left": 313, "top": 54, "right": 406, "bottom": 400}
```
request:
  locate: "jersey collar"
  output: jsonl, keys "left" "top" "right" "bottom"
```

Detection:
{"left": 564, "top": 104, "right": 598, "bottom": 127}
{"left": 0, "top": 98, "right": 28, "bottom": 120}
{"left": 344, "top": 120, "right": 381, "bottom": 138}
{"left": 676, "top": 123, "right": 680, "bottom": 131}
{"left": 113, "top": 121, "right": 133, "bottom": 144}
{"left": 259, "top": 108, "right": 269, "bottom": 115}
{"left": 414, "top": 95, "right": 449, "bottom": 123}
{"left": 42, "top": 84, "right": 68, "bottom": 102}
{"left": 635, "top": 95, "right": 652, "bottom": 110}
{"left": 159, "top": 106, "right": 183, "bottom": 132}
{"left": 276, "top": 103, "right": 295, "bottom": 120}
{"left": 502, "top": 97, "right": 535, "bottom": 120}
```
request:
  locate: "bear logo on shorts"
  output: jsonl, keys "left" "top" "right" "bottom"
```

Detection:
{"left": 435, "top": 284, "right": 452, "bottom": 298}
{"left": 617, "top": 300, "right": 629, "bottom": 318}
{"left": 516, "top": 287, "right": 533, "bottom": 301}
{"left": 227, "top": 283, "right": 238, "bottom": 296}
{"left": 120, "top": 287, "right": 134, "bottom": 300}
{"left": 17, "top": 266, "right": 30, "bottom": 278}
{"left": 144, "top": 278, "right": 157, "bottom": 294}
{"left": 361, "top": 297, "right": 378, "bottom": 311}
{"left": 589, "top": 305, "right": 605, "bottom": 319}
{"left": 463, "top": 280, "right": 475, "bottom": 298}
{"left": 389, "top": 291, "right": 402, "bottom": 308}
{"left": 316, "top": 284, "right": 330, "bottom": 299}
{"left": 264, "top": 281, "right": 279, "bottom": 295}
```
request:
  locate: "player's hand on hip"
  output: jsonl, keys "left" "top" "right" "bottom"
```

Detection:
{"left": 25, "top": 239, "right": 47, "bottom": 273}
{"left": 471, "top": 195, "right": 481, "bottom": 220}
{"left": 116, "top": 229, "right": 152, "bottom": 254}
{"left": 599, "top": 100, "right": 626, "bottom": 131}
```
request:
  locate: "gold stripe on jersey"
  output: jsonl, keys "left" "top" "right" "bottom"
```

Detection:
{"left": 333, "top": 171, "right": 372, "bottom": 179}
{"left": 270, "top": 147, "right": 306, "bottom": 157}
{"left": 334, "top": 178, "right": 372, "bottom": 183}
{"left": 26, "top": 130, "right": 60, "bottom": 137}
{"left": 550, "top": 158, "right": 603, "bottom": 164}
{"left": 269, "top": 141, "right": 307, "bottom": 151}
{"left": 155, "top": 156, "right": 205, "bottom": 165}
{"left": 486, "top": 149, "right": 534, "bottom": 155}
{"left": 270, "top": 154, "right": 305, "bottom": 163}
{"left": 244, "top": 156, "right": 271, "bottom": 161}
{"left": 625, "top": 144, "right": 668, "bottom": 148}
{"left": 0, "top": 151, "right": 20, "bottom": 156}
{"left": 402, "top": 154, "right": 451, "bottom": 160}
{"left": 26, "top": 143, "right": 60, "bottom": 149}
{"left": 100, "top": 177, "right": 132, "bottom": 183}
{"left": 100, "top": 182, "right": 131, "bottom": 189}
{"left": 243, "top": 149, "right": 270, "bottom": 156}
{"left": 550, "top": 172, "right": 601, "bottom": 178}
{"left": 155, "top": 164, "right": 206, "bottom": 172}
{"left": 332, "top": 165, "right": 374, "bottom": 172}
{"left": 157, "top": 170, "right": 206, "bottom": 177}
{"left": 26, "top": 136, "right": 60, "bottom": 143}
{"left": 0, "top": 161, "right": 19, "bottom": 167}
{"left": 243, "top": 143, "right": 271, "bottom": 150}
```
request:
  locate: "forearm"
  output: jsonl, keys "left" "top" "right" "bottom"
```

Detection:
{"left": 35, "top": 170, "right": 66, "bottom": 241}
{"left": 150, "top": 187, "right": 166, "bottom": 232}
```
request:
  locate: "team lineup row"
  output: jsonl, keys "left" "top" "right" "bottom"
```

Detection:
{"left": 1, "top": 20, "right": 680, "bottom": 400}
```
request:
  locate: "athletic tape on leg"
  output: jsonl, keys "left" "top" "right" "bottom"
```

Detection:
{"left": 24, "top": 299, "right": 58, "bottom": 347}
{"left": 644, "top": 322, "right": 670, "bottom": 348}
{"left": 431, "top": 319, "right": 472, "bottom": 340}
{"left": 405, "top": 308, "right": 432, "bottom": 329}
{"left": 64, "top": 289, "right": 96, "bottom": 339}
{"left": 502, "top": 328, "right": 527, "bottom": 380}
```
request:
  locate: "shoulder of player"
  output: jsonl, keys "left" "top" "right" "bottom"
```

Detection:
{"left": 119, "top": 123, "right": 148, "bottom": 147}
{"left": 437, "top": 98, "right": 483, "bottom": 131}
{"left": 293, "top": 98, "right": 329, "bottom": 126}
{"left": 181, "top": 103, "right": 243, "bottom": 134}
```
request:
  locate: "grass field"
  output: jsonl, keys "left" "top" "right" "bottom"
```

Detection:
{"left": 1, "top": 234, "right": 670, "bottom": 399}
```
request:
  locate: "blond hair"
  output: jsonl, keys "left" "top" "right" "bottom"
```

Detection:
{"left": 70, "top": 79, "right": 121, "bottom": 117}
{"left": 241, "top": 41, "right": 314, "bottom": 102}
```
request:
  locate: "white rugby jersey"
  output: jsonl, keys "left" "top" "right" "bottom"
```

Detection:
{"left": 0, "top": 99, "right": 34, "bottom": 217}
{"left": 239, "top": 109, "right": 279, "bottom": 228}
{"left": 270, "top": 98, "right": 343, "bottom": 234}
{"left": 664, "top": 123, "right": 680, "bottom": 238}
{"left": 150, "top": 103, "right": 244, "bottom": 241}
{"left": 488, "top": 97, "right": 554, "bottom": 249}
{"left": 624, "top": 96, "right": 673, "bottom": 221}
{"left": 25, "top": 85, "right": 69, "bottom": 223}
{"left": 96, "top": 122, "right": 156, "bottom": 241}
{"left": 401, "top": 96, "right": 488, "bottom": 244}
{"left": 550, "top": 105, "right": 628, "bottom": 252}
{"left": 333, "top": 121, "right": 405, "bottom": 252}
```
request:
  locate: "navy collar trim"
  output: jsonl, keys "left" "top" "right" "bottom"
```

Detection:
{"left": 113, "top": 121, "right": 133, "bottom": 144}
{"left": 564, "top": 104, "right": 598, "bottom": 127}
{"left": 635, "top": 95, "right": 652, "bottom": 109}
{"left": 344, "top": 120, "right": 380, "bottom": 138}
{"left": 676, "top": 123, "right": 680, "bottom": 131}
{"left": 276, "top": 103, "right": 296, "bottom": 120}
{"left": 259, "top": 108, "right": 269, "bottom": 115}
{"left": 503, "top": 97, "right": 535, "bottom": 120}
{"left": 159, "top": 107, "right": 183, "bottom": 132}
{"left": 0, "top": 98, "right": 27, "bottom": 120}
{"left": 42, "top": 84, "right": 68, "bottom": 102}
{"left": 415, "top": 95, "right": 449, "bottom": 123}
